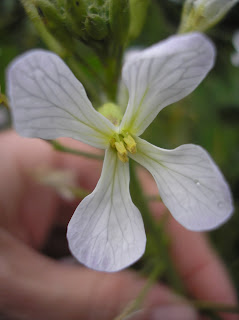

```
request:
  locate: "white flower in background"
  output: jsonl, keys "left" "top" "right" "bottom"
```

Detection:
{"left": 193, "top": 0, "right": 238, "bottom": 21}
{"left": 34, "top": 167, "right": 77, "bottom": 201}
{"left": 231, "top": 30, "right": 239, "bottom": 67}
{"left": 180, "top": 0, "right": 239, "bottom": 32}
{"left": 7, "top": 33, "right": 233, "bottom": 272}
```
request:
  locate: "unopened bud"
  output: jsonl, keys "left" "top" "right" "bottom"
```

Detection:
{"left": 98, "top": 103, "right": 123, "bottom": 126}
{"left": 85, "top": 14, "right": 109, "bottom": 40}
{"left": 65, "top": 0, "right": 88, "bottom": 39}
{"left": 129, "top": 0, "right": 149, "bottom": 40}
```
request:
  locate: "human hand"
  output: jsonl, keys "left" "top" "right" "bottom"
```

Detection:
{"left": 0, "top": 131, "right": 237, "bottom": 320}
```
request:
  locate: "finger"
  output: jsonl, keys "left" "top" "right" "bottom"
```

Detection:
{"left": 0, "top": 130, "right": 58, "bottom": 246}
{"left": 1, "top": 131, "right": 237, "bottom": 318}
{"left": 167, "top": 219, "right": 238, "bottom": 320}
{"left": 139, "top": 169, "right": 237, "bottom": 318}
{"left": 0, "top": 130, "right": 102, "bottom": 196}
{"left": 0, "top": 229, "right": 197, "bottom": 320}
{"left": 0, "top": 131, "right": 102, "bottom": 246}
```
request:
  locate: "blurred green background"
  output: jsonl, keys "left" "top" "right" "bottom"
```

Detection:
{"left": 0, "top": 0, "right": 239, "bottom": 293}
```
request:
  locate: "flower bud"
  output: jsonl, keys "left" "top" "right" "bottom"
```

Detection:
{"left": 65, "top": 0, "right": 88, "bottom": 39}
{"left": 85, "top": 14, "right": 109, "bottom": 41}
{"left": 128, "top": 0, "right": 149, "bottom": 40}
{"left": 66, "top": 1, "right": 111, "bottom": 42}
{"left": 109, "top": 0, "right": 130, "bottom": 46}
{"left": 98, "top": 102, "right": 123, "bottom": 126}
{"left": 179, "top": 0, "right": 239, "bottom": 33}
{"left": 38, "top": 0, "right": 130, "bottom": 60}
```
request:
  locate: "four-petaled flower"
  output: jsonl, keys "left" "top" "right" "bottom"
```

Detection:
{"left": 8, "top": 33, "right": 233, "bottom": 272}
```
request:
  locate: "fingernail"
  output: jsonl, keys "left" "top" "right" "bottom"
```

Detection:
{"left": 150, "top": 305, "right": 198, "bottom": 320}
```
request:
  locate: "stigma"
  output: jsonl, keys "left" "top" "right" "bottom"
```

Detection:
{"left": 111, "top": 133, "right": 137, "bottom": 163}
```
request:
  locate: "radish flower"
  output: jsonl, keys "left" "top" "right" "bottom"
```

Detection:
{"left": 179, "top": 0, "right": 239, "bottom": 32}
{"left": 7, "top": 33, "right": 233, "bottom": 272}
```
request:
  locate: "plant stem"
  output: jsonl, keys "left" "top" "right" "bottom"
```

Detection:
{"left": 113, "top": 265, "right": 164, "bottom": 320}
{"left": 130, "top": 161, "right": 185, "bottom": 294}
{"left": 48, "top": 140, "right": 104, "bottom": 160}
{"left": 20, "top": 0, "right": 107, "bottom": 104}
{"left": 66, "top": 56, "right": 102, "bottom": 105}
{"left": 20, "top": 0, "right": 66, "bottom": 57}
{"left": 192, "top": 300, "right": 239, "bottom": 314}
{"left": 104, "top": 49, "right": 123, "bottom": 102}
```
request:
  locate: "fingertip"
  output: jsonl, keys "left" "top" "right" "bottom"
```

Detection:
{"left": 167, "top": 219, "right": 238, "bottom": 311}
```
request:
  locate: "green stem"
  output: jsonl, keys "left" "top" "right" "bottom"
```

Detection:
{"left": 48, "top": 140, "right": 104, "bottom": 160}
{"left": 20, "top": 0, "right": 104, "bottom": 103}
{"left": 205, "top": 311, "right": 223, "bottom": 320}
{"left": 20, "top": 0, "right": 66, "bottom": 57}
{"left": 192, "top": 301, "right": 239, "bottom": 314}
{"left": 66, "top": 56, "right": 102, "bottom": 105}
{"left": 34, "top": 0, "right": 59, "bottom": 14}
{"left": 130, "top": 161, "right": 184, "bottom": 294}
{"left": 103, "top": 46, "right": 123, "bottom": 102}
{"left": 113, "top": 265, "right": 163, "bottom": 320}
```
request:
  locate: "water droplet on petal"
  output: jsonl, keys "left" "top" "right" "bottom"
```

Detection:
{"left": 195, "top": 180, "right": 200, "bottom": 186}
{"left": 218, "top": 201, "right": 224, "bottom": 209}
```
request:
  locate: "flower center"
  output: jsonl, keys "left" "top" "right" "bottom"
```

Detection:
{"left": 97, "top": 102, "right": 137, "bottom": 162}
{"left": 110, "top": 132, "right": 137, "bottom": 163}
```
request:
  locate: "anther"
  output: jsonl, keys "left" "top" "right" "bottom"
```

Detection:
{"left": 123, "top": 135, "right": 137, "bottom": 154}
{"left": 115, "top": 141, "right": 128, "bottom": 163}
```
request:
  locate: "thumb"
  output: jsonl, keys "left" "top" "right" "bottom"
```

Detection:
{"left": 0, "top": 230, "right": 197, "bottom": 320}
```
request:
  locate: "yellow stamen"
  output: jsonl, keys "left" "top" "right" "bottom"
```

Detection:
{"left": 115, "top": 141, "right": 128, "bottom": 163}
{"left": 123, "top": 135, "right": 137, "bottom": 154}
{"left": 110, "top": 138, "right": 116, "bottom": 148}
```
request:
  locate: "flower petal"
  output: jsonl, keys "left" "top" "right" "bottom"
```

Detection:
{"left": 130, "top": 138, "right": 233, "bottom": 231}
{"left": 232, "top": 30, "right": 239, "bottom": 52}
{"left": 120, "top": 33, "right": 215, "bottom": 136}
{"left": 7, "top": 50, "right": 115, "bottom": 149}
{"left": 194, "top": 0, "right": 238, "bottom": 23}
{"left": 67, "top": 147, "right": 146, "bottom": 272}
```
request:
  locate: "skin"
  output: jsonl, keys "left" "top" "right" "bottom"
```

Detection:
{"left": 0, "top": 130, "right": 237, "bottom": 320}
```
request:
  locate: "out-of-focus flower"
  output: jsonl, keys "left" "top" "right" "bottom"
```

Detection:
{"left": 7, "top": 33, "right": 233, "bottom": 272}
{"left": 179, "top": 0, "right": 239, "bottom": 33}
{"left": 231, "top": 30, "right": 239, "bottom": 67}
{"left": 33, "top": 167, "right": 77, "bottom": 201}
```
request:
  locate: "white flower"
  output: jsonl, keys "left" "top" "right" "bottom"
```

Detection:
{"left": 193, "top": 0, "right": 238, "bottom": 21}
{"left": 231, "top": 30, "right": 239, "bottom": 67}
{"left": 7, "top": 33, "right": 233, "bottom": 272}
{"left": 180, "top": 0, "right": 238, "bottom": 32}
